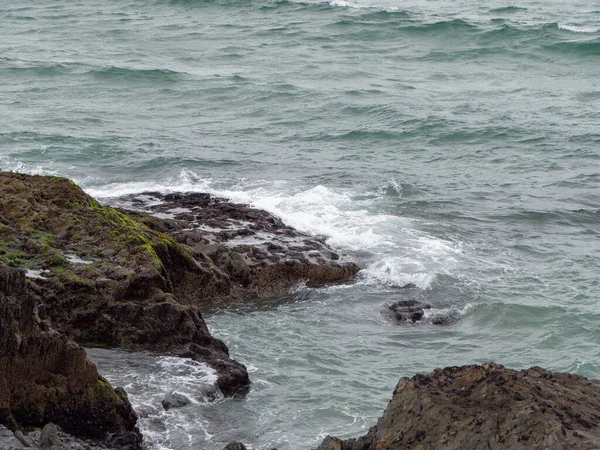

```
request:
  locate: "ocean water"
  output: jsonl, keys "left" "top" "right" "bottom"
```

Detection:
{"left": 2, "top": 0, "right": 600, "bottom": 448}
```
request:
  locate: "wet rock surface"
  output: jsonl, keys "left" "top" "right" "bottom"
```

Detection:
{"left": 0, "top": 265, "right": 141, "bottom": 449}
{"left": 0, "top": 423, "right": 127, "bottom": 450}
{"left": 222, "top": 443, "right": 248, "bottom": 450}
{"left": 116, "top": 191, "right": 360, "bottom": 307}
{"left": 161, "top": 392, "right": 191, "bottom": 411}
{"left": 0, "top": 172, "right": 249, "bottom": 397}
{"left": 389, "top": 299, "right": 431, "bottom": 322}
{"left": 315, "top": 363, "right": 600, "bottom": 450}
{"left": 0, "top": 172, "right": 358, "bottom": 405}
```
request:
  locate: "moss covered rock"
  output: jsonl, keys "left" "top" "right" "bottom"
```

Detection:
{"left": 0, "top": 172, "right": 248, "bottom": 396}
{"left": 0, "top": 264, "right": 141, "bottom": 447}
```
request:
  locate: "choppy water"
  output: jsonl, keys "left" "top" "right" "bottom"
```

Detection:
{"left": 3, "top": 0, "right": 600, "bottom": 449}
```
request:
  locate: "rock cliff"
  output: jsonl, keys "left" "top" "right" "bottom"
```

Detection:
{"left": 0, "top": 264, "right": 141, "bottom": 449}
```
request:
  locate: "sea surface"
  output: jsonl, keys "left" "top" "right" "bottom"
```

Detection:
{"left": 2, "top": 0, "right": 600, "bottom": 448}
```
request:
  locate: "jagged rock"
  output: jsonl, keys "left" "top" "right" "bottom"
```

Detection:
{"left": 389, "top": 299, "right": 431, "bottom": 322}
{"left": 0, "top": 173, "right": 250, "bottom": 396}
{"left": 0, "top": 423, "right": 113, "bottom": 450}
{"left": 119, "top": 191, "right": 360, "bottom": 307}
{"left": 0, "top": 173, "right": 358, "bottom": 397}
{"left": 161, "top": 392, "right": 191, "bottom": 410}
{"left": 0, "top": 424, "right": 27, "bottom": 449}
{"left": 0, "top": 265, "right": 142, "bottom": 448}
{"left": 315, "top": 363, "right": 600, "bottom": 450}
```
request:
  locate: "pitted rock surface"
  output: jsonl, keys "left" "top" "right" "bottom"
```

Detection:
{"left": 115, "top": 191, "right": 360, "bottom": 306}
{"left": 315, "top": 363, "right": 600, "bottom": 450}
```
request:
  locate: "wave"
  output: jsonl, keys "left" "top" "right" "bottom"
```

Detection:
{"left": 88, "top": 66, "right": 182, "bottom": 82}
{"left": 81, "top": 169, "right": 465, "bottom": 291}
{"left": 87, "top": 348, "right": 219, "bottom": 450}
{"left": 489, "top": 6, "right": 528, "bottom": 14}
{"left": 558, "top": 23, "right": 599, "bottom": 34}
{"left": 0, "top": 57, "right": 184, "bottom": 83}
{"left": 544, "top": 39, "right": 600, "bottom": 56}
{"left": 486, "top": 208, "right": 600, "bottom": 227}
{"left": 399, "top": 18, "right": 479, "bottom": 35}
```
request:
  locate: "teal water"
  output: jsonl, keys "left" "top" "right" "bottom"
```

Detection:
{"left": 3, "top": 0, "right": 600, "bottom": 449}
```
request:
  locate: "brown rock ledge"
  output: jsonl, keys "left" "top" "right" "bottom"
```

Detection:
{"left": 315, "top": 363, "right": 600, "bottom": 450}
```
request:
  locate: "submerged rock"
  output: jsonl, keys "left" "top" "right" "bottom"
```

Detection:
{"left": 161, "top": 392, "right": 191, "bottom": 410}
{"left": 315, "top": 363, "right": 600, "bottom": 450}
{"left": 389, "top": 299, "right": 431, "bottom": 322}
{"left": 222, "top": 443, "right": 248, "bottom": 450}
{"left": 0, "top": 265, "right": 142, "bottom": 448}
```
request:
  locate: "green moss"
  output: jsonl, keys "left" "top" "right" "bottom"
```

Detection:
{"left": 41, "top": 251, "right": 68, "bottom": 268}
{"left": 0, "top": 250, "right": 29, "bottom": 268}
{"left": 28, "top": 229, "right": 56, "bottom": 248}
{"left": 60, "top": 272, "right": 95, "bottom": 288}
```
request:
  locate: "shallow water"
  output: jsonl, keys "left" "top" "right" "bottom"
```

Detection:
{"left": 3, "top": 0, "right": 600, "bottom": 448}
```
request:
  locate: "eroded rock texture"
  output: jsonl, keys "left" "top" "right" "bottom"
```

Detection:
{"left": 117, "top": 191, "right": 360, "bottom": 307}
{"left": 0, "top": 264, "right": 141, "bottom": 449}
{"left": 316, "top": 363, "right": 600, "bottom": 450}
{"left": 0, "top": 173, "right": 358, "bottom": 396}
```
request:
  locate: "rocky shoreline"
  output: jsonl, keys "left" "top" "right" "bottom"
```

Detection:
{"left": 0, "top": 172, "right": 358, "bottom": 448}
{"left": 2, "top": 172, "right": 600, "bottom": 450}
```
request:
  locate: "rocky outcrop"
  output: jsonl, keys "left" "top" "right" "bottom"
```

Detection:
{"left": 0, "top": 172, "right": 358, "bottom": 397}
{"left": 0, "top": 264, "right": 141, "bottom": 448}
{"left": 0, "top": 172, "right": 249, "bottom": 396}
{"left": 389, "top": 300, "right": 431, "bottom": 322}
{"left": 222, "top": 443, "right": 248, "bottom": 450}
{"left": 316, "top": 363, "right": 600, "bottom": 450}
{"left": 117, "top": 191, "right": 360, "bottom": 308}
{"left": 0, "top": 423, "right": 129, "bottom": 450}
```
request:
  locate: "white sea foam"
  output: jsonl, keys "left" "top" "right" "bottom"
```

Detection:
{"left": 81, "top": 169, "right": 463, "bottom": 290}
{"left": 25, "top": 269, "right": 50, "bottom": 279}
{"left": 558, "top": 23, "right": 599, "bottom": 33}
{"left": 63, "top": 253, "right": 93, "bottom": 265}
{"left": 422, "top": 302, "right": 475, "bottom": 324}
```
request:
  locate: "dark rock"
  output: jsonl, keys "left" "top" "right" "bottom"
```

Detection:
{"left": 223, "top": 443, "right": 247, "bottom": 450}
{"left": 389, "top": 299, "right": 431, "bottom": 322}
{"left": 315, "top": 363, "right": 600, "bottom": 450}
{"left": 0, "top": 264, "right": 142, "bottom": 448}
{"left": 119, "top": 191, "right": 360, "bottom": 307}
{"left": 161, "top": 392, "right": 191, "bottom": 410}
{"left": 0, "top": 173, "right": 359, "bottom": 398}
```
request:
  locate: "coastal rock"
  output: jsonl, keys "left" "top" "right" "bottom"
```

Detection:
{"left": 161, "top": 392, "right": 191, "bottom": 410}
{"left": 222, "top": 443, "right": 248, "bottom": 450}
{"left": 315, "top": 363, "right": 600, "bottom": 450}
{"left": 389, "top": 299, "right": 431, "bottom": 322}
{"left": 0, "top": 172, "right": 250, "bottom": 396}
{"left": 0, "top": 423, "right": 116, "bottom": 450}
{"left": 118, "top": 191, "right": 360, "bottom": 308}
{"left": 0, "top": 264, "right": 142, "bottom": 448}
{"left": 0, "top": 173, "right": 357, "bottom": 397}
